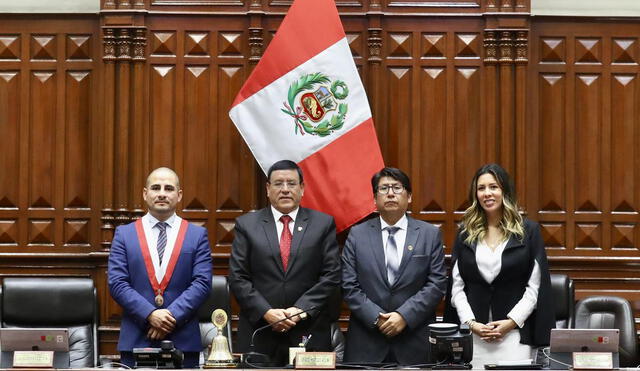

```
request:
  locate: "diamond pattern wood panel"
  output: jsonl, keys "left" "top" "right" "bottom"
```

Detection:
{"left": 612, "top": 223, "right": 636, "bottom": 250}
{"left": 612, "top": 38, "right": 637, "bottom": 64}
{"left": 64, "top": 219, "right": 89, "bottom": 245}
{"left": 216, "top": 220, "right": 235, "bottom": 246}
{"left": 66, "top": 35, "right": 91, "bottom": 60}
{"left": 150, "top": 31, "right": 176, "bottom": 56}
{"left": 455, "top": 33, "right": 479, "bottom": 58}
{"left": 31, "top": 35, "right": 56, "bottom": 61}
{"left": 0, "top": 35, "right": 20, "bottom": 60}
{"left": 185, "top": 32, "right": 209, "bottom": 56}
{"left": 422, "top": 33, "right": 446, "bottom": 59}
{"left": 576, "top": 223, "right": 602, "bottom": 249}
{"left": 540, "top": 37, "right": 565, "bottom": 63}
{"left": 218, "top": 32, "right": 242, "bottom": 57}
{"left": 0, "top": 220, "right": 17, "bottom": 245}
{"left": 28, "top": 219, "right": 54, "bottom": 245}
{"left": 575, "top": 38, "right": 601, "bottom": 64}
{"left": 346, "top": 33, "right": 363, "bottom": 58}
{"left": 388, "top": 32, "right": 412, "bottom": 58}
{"left": 540, "top": 223, "right": 565, "bottom": 249}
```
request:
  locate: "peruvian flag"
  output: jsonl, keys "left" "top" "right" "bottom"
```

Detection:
{"left": 229, "top": 0, "right": 384, "bottom": 231}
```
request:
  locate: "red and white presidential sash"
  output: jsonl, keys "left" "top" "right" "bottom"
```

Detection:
{"left": 135, "top": 219, "right": 188, "bottom": 306}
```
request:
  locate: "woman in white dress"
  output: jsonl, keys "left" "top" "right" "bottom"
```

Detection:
{"left": 443, "top": 164, "right": 554, "bottom": 368}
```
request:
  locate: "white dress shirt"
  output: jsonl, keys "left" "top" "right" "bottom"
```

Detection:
{"left": 141, "top": 213, "right": 182, "bottom": 282}
{"left": 451, "top": 238, "right": 541, "bottom": 327}
{"left": 271, "top": 206, "right": 299, "bottom": 243}
{"left": 380, "top": 215, "right": 408, "bottom": 267}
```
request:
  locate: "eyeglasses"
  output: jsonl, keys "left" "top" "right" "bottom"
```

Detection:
{"left": 377, "top": 184, "right": 404, "bottom": 194}
{"left": 270, "top": 181, "right": 300, "bottom": 189}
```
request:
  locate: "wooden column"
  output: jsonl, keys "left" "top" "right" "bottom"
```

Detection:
{"left": 101, "top": 28, "right": 117, "bottom": 250}
{"left": 130, "top": 28, "right": 146, "bottom": 219}
{"left": 367, "top": 0, "right": 383, "bottom": 159}
{"left": 484, "top": 30, "right": 499, "bottom": 162}
{"left": 514, "top": 30, "right": 528, "bottom": 209}
{"left": 498, "top": 31, "right": 515, "bottom": 174}
{"left": 115, "top": 28, "right": 131, "bottom": 226}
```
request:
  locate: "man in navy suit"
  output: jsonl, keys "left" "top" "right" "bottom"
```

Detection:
{"left": 342, "top": 167, "right": 447, "bottom": 365}
{"left": 230, "top": 160, "right": 341, "bottom": 366}
{"left": 108, "top": 167, "right": 212, "bottom": 367}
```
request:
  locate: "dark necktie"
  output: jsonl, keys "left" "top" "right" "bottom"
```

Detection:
{"left": 156, "top": 221, "right": 168, "bottom": 265}
{"left": 280, "top": 215, "right": 293, "bottom": 271}
{"left": 384, "top": 226, "right": 400, "bottom": 284}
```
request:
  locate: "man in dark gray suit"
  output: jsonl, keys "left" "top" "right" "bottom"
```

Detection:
{"left": 342, "top": 167, "right": 447, "bottom": 365}
{"left": 229, "top": 160, "right": 341, "bottom": 366}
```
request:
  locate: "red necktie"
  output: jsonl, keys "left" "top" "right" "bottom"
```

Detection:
{"left": 279, "top": 215, "right": 293, "bottom": 271}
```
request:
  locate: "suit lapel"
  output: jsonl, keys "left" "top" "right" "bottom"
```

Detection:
{"left": 368, "top": 218, "right": 390, "bottom": 288}
{"left": 393, "top": 216, "right": 419, "bottom": 286}
{"left": 261, "top": 208, "right": 285, "bottom": 274}
{"left": 503, "top": 233, "right": 525, "bottom": 251}
{"left": 286, "top": 207, "right": 309, "bottom": 274}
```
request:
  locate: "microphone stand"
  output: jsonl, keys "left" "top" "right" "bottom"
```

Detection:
{"left": 243, "top": 306, "right": 317, "bottom": 367}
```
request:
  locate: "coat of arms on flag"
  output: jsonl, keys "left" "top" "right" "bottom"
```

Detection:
{"left": 282, "top": 73, "right": 349, "bottom": 136}
{"left": 229, "top": 0, "right": 384, "bottom": 231}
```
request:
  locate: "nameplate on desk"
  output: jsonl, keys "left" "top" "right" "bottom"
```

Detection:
{"left": 294, "top": 352, "right": 336, "bottom": 369}
{"left": 572, "top": 352, "right": 613, "bottom": 370}
{"left": 12, "top": 351, "right": 54, "bottom": 368}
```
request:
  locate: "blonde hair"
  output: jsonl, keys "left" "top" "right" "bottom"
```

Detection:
{"left": 461, "top": 164, "right": 524, "bottom": 245}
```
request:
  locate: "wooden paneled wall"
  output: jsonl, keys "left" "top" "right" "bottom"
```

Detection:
{"left": 0, "top": 0, "right": 639, "bottom": 357}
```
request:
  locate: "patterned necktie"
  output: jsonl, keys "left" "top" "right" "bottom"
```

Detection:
{"left": 156, "top": 221, "right": 168, "bottom": 265}
{"left": 279, "top": 215, "right": 293, "bottom": 271}
{"left": 384, "top": 226, "right": 400, "bottom": 284}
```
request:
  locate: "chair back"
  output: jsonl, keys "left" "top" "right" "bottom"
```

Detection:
{"left": 0, "top": 277, "right": 98, "bottom": 367}
{"left": 198, "top": 275, "right": 233, "bottom": 358}
{"left": 574, "top": 296, "right": 638, "bottom": 367}
{"left": 550, "top": 274, "right": 575, "bottom": 328}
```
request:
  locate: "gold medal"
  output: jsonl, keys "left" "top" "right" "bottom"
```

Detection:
{"left": 155, "top": 294, "right": 164, "bottom": 307}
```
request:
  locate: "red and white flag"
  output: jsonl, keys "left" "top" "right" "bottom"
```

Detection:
{"left": 229, "top": 0, "right": 384, "bottom": 231}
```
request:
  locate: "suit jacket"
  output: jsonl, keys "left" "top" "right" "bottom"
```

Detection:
{"left": 443, "top": 218, "right": 555, "bottom": 346}
{"left": 108, "top": 220, "right": 212, "bottom": 352}
{"left": 229, "top": 207, "right": 341, "bottom": 359}
{"left": 341, "top": 216, "right": 447, "bottom": 365}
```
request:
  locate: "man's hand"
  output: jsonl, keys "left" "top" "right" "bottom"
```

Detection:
{"left": 377, "top": 312, "right": 407, "bottom": 337}
{"left": 284, "top": 307, "right": 306, "bottom": 323}
{"left": 264, "top": 308, "right": 297, "bottom": 333}
{"left": 147, "top": 326, "right": 168, "bottom": 340}
{"left": 147, "top": 309, "right": 176, "bottom": 334}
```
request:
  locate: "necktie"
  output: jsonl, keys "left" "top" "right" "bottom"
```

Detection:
{"left": 280, "top": 215, "right": 293, "bottom": 271}
{"left": 384, "top": 226, "right": 400, "bottom": 284}
{"left": 156, "top": 221, "right": 168, "bottom": 265}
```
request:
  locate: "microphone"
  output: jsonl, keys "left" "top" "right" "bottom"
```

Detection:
{"left": 249, "top": 306, "right": 318, "bottom": 348}
{"left": 243, "top": 306, "right": 318, "bottom": 366}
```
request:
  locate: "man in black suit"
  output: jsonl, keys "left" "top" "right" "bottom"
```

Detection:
{"left": 229, "top": 160, "right": 341, "bottom": 366}
{"left": 342, "top": 167, "right": 447, "bottom": 365}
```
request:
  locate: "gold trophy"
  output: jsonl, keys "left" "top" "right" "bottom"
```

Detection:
{"left": 204, "top": 309, "right": 237, "bottom": 368}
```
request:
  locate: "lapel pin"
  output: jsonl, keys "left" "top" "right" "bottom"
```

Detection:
{"left": 408, "top": 245, "right": 414, "bottom": 251}
{"left": 298, "top": 226, "right": 303, "bottom": 231}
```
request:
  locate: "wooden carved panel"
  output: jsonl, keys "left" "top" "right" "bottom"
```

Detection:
{"left": 610, "top": 74, "right": 637, "bottom": 213}
{"left": 418, "top": 67, "right": 446, "bottom": 213}
{"left": 65, "top": 71, "right": 92, "bottom": 209}
{"left": 453, "top": 67, "right": 482, "bottom": 212}
{"left": 574, "top": 74, "right": 601, "bottom": 212}
{"left": 0, "top": 71, "right": 19, "bottom": 208}
{"left": 537, "top": 73, "right": 565, "bottom": 213}
{"left": 29, "top": 71, "right": 56, "bottom": 209}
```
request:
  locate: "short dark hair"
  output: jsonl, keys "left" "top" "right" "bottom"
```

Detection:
{"left": 371, "top": 167, "right": 412, "bottom": 195}
{"left": 267, "top": 160, "right": 304, "bottom": 184}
